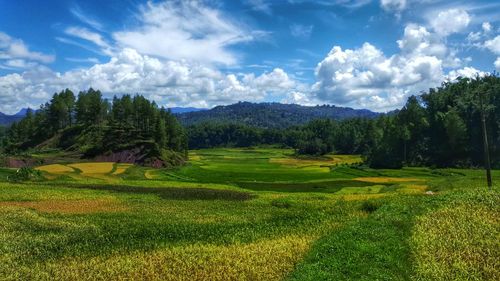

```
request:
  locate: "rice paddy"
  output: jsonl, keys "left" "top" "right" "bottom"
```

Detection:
{"left": 0, "top": 148, "right": 498, "bottom": 280}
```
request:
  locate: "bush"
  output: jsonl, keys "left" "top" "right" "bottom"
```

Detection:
{"left": 7, "top": 167, "right": 43, "bottom": 182}
{"left": 360, "top": 200, "right": 382, "bottom": 213}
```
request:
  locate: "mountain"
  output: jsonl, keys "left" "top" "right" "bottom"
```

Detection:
{"left": 169, "top": 107, "right": 208, "bottom": 114}
{"left": 13, "top": 108, "right": 32, "bottom": 117}
{"left": 0, "top": 108, "right": 41, "bottom": 126}
{"left": 0, "top": 109, "right": 28, "bottom": 126}
{"left": 176, "top": 102, "right": 379, "bottom": 129}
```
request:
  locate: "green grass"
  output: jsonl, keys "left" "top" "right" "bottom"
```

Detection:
{"left": 0, "top": 147, "right": 498, "bottom": 280}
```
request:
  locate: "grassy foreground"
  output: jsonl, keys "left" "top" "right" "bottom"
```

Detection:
{"left": 0, "top": 148, "right": 498, "bottom": 280}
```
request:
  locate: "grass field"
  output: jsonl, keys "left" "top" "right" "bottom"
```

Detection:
{"left": 0, "top": 148, "right": 498, "bottom": 280}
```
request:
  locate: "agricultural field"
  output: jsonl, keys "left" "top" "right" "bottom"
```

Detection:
{"left": 0, "top": 148, "right": 498, "bottom": 280}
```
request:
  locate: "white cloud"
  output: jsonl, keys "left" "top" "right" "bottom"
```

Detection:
{"left": 312, "top": 17, "right": 496, "bottom": 111}
{"left": 70, "top": 5, "right": 103, "bottom": 31}
{"left": 246, "top": 0, "right": 272, "bottom": 15}
{"left": 484, "top": 35, "right": 500, "bottom": 55}
{"left": 397, "top": 24, "right": 447, "bottom": 58}
{"left": 495, "top": 57, "right": 500, "bottom": 71}
{"left": 482, "top": 22, "right": 492, "bottom": 33}
{"left": 380, "top": 0, "right": 407, "bottom": 13}
{"left": 65, "top": 27, "right": 109, "bottom": 49}
{"left": 429, "top": 9, "right": 470, "bottom": 36}
{"left": 467, "top": 31, "right": 481, "bottom": 42}
{"left": 397, "top": 24, "right": 461, "bottom": 67}
{"left": 312, "top": 23, "right": 458, "bottom": 111}
{"left": 4, "top": 59, "right": 37, "bottom": 69}
{"left": 446, "top": 67, "right": 486, "bottom": 80}
{"left": 0, "top": 48, "right": 299, "bottom": 114}
{"left": 290, "top": 24, "right": 314, "bottom": 39}
{"left": 244, "top": 68, "right": 295, "bottom": 91}
{"left": 0, "top": 32, "right": 54, "bottom": 65}
{"left": 113, "top": 1, "right": 257, "bottom": 65}
{"left": 281, "top": 91, "right": 316, "bottom": 106}
{"left": 64, "top": 27, "right": 113, "bottom": 56}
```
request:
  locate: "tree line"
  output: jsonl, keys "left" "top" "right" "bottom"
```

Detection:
{"left": 188, "top": 75, "right": 500, "bottom": 169}
{"left": 2, "top": 88, "right": 187, "bottom": 164}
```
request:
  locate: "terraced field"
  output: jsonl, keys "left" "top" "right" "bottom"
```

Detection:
{"left": 0, "top": 148, "right": 498, "bottom": 280}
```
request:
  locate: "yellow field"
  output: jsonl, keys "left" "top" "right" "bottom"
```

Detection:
{"left": 27, "top": 235, "right": 314, "bottom": 281}
{"left": 36, "top": 164, "right": 75, "bottom": 174}
{"left": 112, "top": 163, "right": 133, "bottom": 175}
{"left": 68, "top": 162, "right": 115, "bottom": 174}
{"left": 354, "top": 177, "right": 424, "bottom": 183}
{"left": 36, "top": 162, "right": 134, "bottom": 182}
{"left": 270, "top": 154, "right": 362, "bottom": 168}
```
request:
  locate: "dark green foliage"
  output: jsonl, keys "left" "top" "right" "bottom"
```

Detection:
{"left": 177, "top": 101, "right": 379, "bottom": 129}
{"left": 2, "top": 89, "right": 188, "bottom": 166}
{"left": 7, "top": 167, "right": 43, "bottom": 182}
{"left": 360, "top": 200, "right": 382, "bottom": 213}
{"left": 66, "top": 184, "right": 255, "bottom": 201}
{"left": 186, "top": 75, "right": 500, "bottom": 169}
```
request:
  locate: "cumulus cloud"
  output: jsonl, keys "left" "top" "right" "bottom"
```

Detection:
{"left": 484, "top": 35, "right": 500, "bottom": 55}
{"left": 313, "top": 44, "right": 443, "bottom": 111}
{"left": 113, "top": 1, "right": 258, "bottom": 65}
{"left": 0, "top": 32, "right": 55, "bottom": 67}
{"left": 429, "top": 9, "right": 470, "bottom": 36}
{"left": 281, "top": 91, "right": 317, "bottom": 106}
{"left": 311, "top": 16, "right": 497, "bottom": 111}
{"left": 312, "top": 22, "right": 467, "bottom": 111}
{"left": 0, "top": 48, "right": 298, "bottom": 114}
{"left": 397, "top": 24, "right": 447, "bottom": 58}
{"left": 495, "top": 57, "right": 500, "bottom": 71}
{"left": 446, "top": 67, "right": 486, "bottom": 80}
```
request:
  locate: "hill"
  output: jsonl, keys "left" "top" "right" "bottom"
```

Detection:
{"left": 176, "top": 102, "right": 379, "bottom": 128}
{"left": 2, "top": 89, "right": 188, "bottom": 168}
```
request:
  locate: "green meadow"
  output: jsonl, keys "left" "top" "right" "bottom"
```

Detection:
{"left": 0, "top": 148, "right": 498, "bottom": 280}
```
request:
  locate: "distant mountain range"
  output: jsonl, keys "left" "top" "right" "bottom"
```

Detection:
{"left": 176, "top": 102, "right": 379, "bottom": 129}
{"left": 0, "top": 108, "right": 31, "bottom": 126}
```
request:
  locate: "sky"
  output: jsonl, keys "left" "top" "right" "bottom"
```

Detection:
{"left": 0, "top": 0, "right": 499, "bottom": 114}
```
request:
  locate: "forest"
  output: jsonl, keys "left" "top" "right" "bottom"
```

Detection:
{"left": 1, "top": 88, "right": 187, "bottom": 167}
{"left": 187, "top": 75, "right": 500, "bottom": 168}
{"left": 176, "top": 101, "right": 378, "bottom": 128}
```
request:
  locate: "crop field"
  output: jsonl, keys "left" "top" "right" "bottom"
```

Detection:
{"left": 0, "top": 148, "right": 499, "bottom": 280}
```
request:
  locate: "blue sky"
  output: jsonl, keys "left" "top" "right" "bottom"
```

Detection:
{"left": 0, "top": 0, "right": 499, "bottom": 113}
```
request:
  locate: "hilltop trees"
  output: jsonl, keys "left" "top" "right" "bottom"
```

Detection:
{"left": 2, "top": 89, "right": 187, "bottom": 166}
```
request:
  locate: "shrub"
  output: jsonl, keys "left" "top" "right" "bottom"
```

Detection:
{"left": 7, "top": 167, "right": 43, "bottom": 182}
{"left": 360, "top": 200, "right": 382, "bottom": 213}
